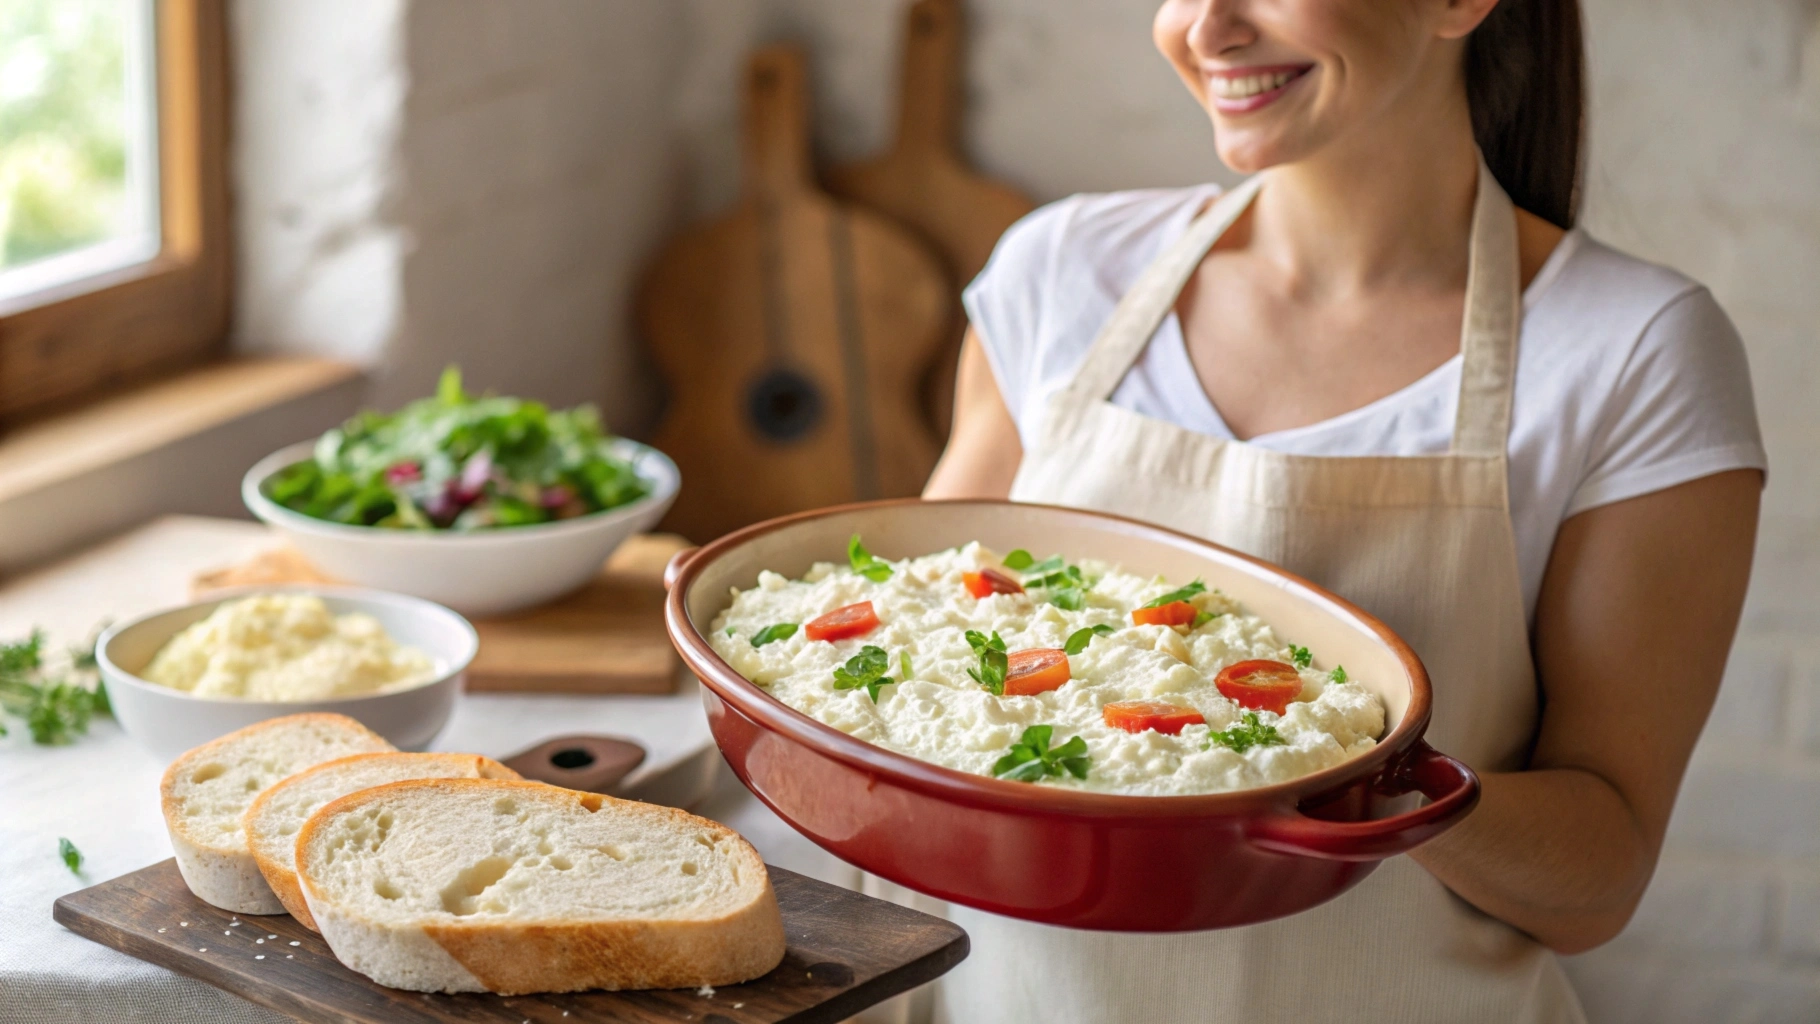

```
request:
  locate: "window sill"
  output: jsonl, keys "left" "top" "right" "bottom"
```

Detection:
{"left": 0, "top": 357, "right": 363, "bottom": 573}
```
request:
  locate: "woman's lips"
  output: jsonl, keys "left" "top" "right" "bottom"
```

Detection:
{"left": 1207, "top": 64, "right": 1313, "bottom": 114}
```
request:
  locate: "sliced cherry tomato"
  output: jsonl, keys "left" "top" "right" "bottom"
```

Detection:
{"left": 1214, "top": 659, "right": 1304, "bottom": 715}
{"left": 1003, "top": 648, "right": 1071, "bottom": 696}
{"left": 804, "top": 601, "right": 880, "bottom": 642}
{"left": 1132, "top": 600, "right": 1197, "bottom": 627}
{"left": 963, "top": 568, "right": 1026, "bottom": 598}
{"left": 1102, "top": 699, "right": 1207, "bottom": 735}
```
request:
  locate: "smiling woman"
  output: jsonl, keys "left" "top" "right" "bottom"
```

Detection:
{"left": 0, "top": 0, "right": 227, "bottom": 423}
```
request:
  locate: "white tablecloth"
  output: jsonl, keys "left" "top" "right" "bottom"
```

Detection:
{"left": 0, "top": 517, "right": 854, "bottom": 1023}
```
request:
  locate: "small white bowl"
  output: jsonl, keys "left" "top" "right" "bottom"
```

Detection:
{"left": 242, "top": 439, "right": 679, "bottom": 617}
{"left": 98, "top": 586, "right": 477, "bottom": 762}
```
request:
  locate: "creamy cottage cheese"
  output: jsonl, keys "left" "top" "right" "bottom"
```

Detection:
{"left": 144, "top": 595, "right": 435, "bottom": 700}
{"left": 708, "top": 543, "right": 1384, "bottom": 795}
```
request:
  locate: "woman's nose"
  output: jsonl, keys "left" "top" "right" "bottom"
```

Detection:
{"left": 1186, "top": 0, "right": 1258, "bottom": 59}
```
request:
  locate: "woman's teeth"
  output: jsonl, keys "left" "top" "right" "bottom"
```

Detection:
{"left": 1211, "top": 70, "right": 1300, "bottom": 100}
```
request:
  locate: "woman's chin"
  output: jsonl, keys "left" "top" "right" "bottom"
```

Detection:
{"left": 1212, "top": 132, "right": 1299, "bottom": 176}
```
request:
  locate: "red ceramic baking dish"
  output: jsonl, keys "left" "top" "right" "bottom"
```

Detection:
{"left": 664, "top": 499, "right": 1479, "bottom": 932}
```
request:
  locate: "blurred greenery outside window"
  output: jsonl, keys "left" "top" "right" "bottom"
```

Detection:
{"left": 0, "top": 0, "right": 158, "bottom": 304}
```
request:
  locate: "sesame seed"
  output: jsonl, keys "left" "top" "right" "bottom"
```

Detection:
{"left": 289, "top": 941, "right": 300, "bottom": 946}
{"left": 256, "top": 939, "right": 264, "bottom": 944}
{"left": 267, "top": 934, "right": 277, "bottom": 939}
{"left": 255, "top": 955, "right": 265, "bottom": 960}
{"left": 224, "top": 930, "right": 231, "bottom": 936}
{"left": 199, "top": 948, "right": 208, "bottom": 952}
{"left": 179, "top": 921, "right": 189, "bottom": 927}
{"left": 157, "top": 928, "right": 166, "bottom": 933}
{"left": 286, "top": 955, "right": 293, "bottom": 959}
{"left": 230, "top": 921, "right": 241, "bottom": 927}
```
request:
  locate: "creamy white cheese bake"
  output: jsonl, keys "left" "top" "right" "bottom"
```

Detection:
{"left": 707, "top": 543, "right": 1384, "bottom": 795}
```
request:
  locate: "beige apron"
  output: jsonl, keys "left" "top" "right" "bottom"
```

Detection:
{"left": 922, "top": 162, "right": 1586, "bottom": 1024}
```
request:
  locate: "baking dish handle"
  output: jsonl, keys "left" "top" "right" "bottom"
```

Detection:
{"left": 663, "top": 547, "right": 699, "bottom": 592}
{"left": 1245, "top": 741, "right": 1480, "bottom": 861}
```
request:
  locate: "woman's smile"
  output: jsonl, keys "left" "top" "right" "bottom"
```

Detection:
{"left": 1205, "top": 64, "right": 1315, "bottom": 113}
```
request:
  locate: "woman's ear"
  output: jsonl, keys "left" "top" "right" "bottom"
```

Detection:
{"left": 1435, "top": 0, "right": 1502, "bottom": 40}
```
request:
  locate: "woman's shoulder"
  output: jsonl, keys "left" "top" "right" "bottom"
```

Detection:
{"left": 989, "top": 184, "right": 1226, "bottom": 286}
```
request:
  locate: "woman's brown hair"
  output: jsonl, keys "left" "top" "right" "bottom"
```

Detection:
{"left": 1465, "top": 0, "right": 1585, "bottom": 228}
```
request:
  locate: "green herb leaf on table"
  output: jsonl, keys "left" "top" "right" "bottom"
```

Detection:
{"left": 58, "top": 837, "right": 82, "bottom": 874}
{"left": 1141, "top": 580, "right": 1207, "bottom": 609}
{"left": 847, "top": 535, "right": 894, "bottom": 583}
{"left": 1329, "top": 665, "right": 1349, "bottom": 684}
{"left": 1288, "top": 645, "right": 1313, "bottom": 669}
{"left": 0, "top": 628, "right": 109, "bottom": 745}
{"left": 1205, "top": 712, "right": 1285, "bottom": 753}
{"left": 992, "top": 725, "right": 1092, "bottom": 782}
{"left": 750, "top": 623, "right": 798, "bottom": 648}
{"left": 831, "top": 645, "right": 895, "bottom": 703}
{"left": 1064, "top": 624, "right": 1115, "bottom": 656}
{"left": 1001, "top": 549, "right": 1035, "bottom": 571}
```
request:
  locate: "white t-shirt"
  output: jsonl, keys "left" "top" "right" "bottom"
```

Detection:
{"left": 965, "top": 186, "right": 1767, "bottom": 622}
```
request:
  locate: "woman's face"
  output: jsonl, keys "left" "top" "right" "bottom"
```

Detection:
{"left": 1153, "top": 0, "right": 1494, "bottom": 173}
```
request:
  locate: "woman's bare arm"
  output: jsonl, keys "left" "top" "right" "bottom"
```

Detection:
{"left": 1410, "top": 468, "right": 1761, "bottom": 953}
{"left": 923, "top": 329, "right": 1024, "bottom": 500}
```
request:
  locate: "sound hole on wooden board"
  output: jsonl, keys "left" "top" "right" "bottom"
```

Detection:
{"left": 550, "top": 748, "right": 595, "bottom": 770}
{"left": 747, "top": 369, "right": 824, "bottom": 442}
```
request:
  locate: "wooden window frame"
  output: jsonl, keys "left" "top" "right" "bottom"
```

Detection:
{"left": 0, "top": 0, "right": 230, "bottom": 426}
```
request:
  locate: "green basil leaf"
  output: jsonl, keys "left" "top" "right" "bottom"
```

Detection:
{"left": 900, "top": 650, "right": 914, "bottom": 680}
{"left": 1141, "top": 580, "right": 1206, "bottom": 609}
{"left": 993, "top": 725, "right": 1091, "bottom": 783}
{"left": 968, "top": 646, "right": 1008, "bottom": 696}
{"left": 1063, "top": 624, "right": 1115, "bottom": 656}
{"left": 1329, "top": 665, "right": 1349, "bottom": 684}
{"left": 750, "top": 623, "right": 798, "bottom": 648}
{"left": 1048, "top": 588, "right": 1086, "bottom": 611}
{"left": 964, "top": 630, "right": 1007, "bottom": 655}
{"left": 59, "top": 837, "right": 82, "bottom": 874}
{"left": 848, "top": 534, "right": 893, "bottom": 582}
{"left": 1191, "top": 610, "right": 1216, "bottom": 629}
{"left": 832, "top": 645, "right": 891, "bottom": 694}
{"left": 1288, "top": 645, "right": 1312, "bottom": 669}
{"left": 1002, "top": 549, "right": 1035, "bottom": 571}
{"left": 1021, "top": 555, "right": 1065, "bottom": 577}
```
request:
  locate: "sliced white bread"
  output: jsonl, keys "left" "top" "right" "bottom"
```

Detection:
{"left": 244, "top": 752, "right": 521, "bottom": 930}
{"left": 296, "top": 778, "right": 786, "bottom": 994}
{"left": 160, "top": 713, "right": 394, "bottom": 913}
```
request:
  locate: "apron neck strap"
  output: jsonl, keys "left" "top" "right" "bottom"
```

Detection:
{"left": 1064, "top": 175, "right": 1264, "bottom": 402}
{"left": 1450, "top": 160, "right": 1520, "bottom": 458}
{"left": 1060, "top": 159, "right": 1521, "bottom": 459}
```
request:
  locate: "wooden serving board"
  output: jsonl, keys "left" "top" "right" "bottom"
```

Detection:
{"left": 825, "top": 0, "right": 1035, "bottom": 439}
{"left": 640, "top": 45, "right": 950, "bottom": 543}
{"left": 192, "top": 534, "right": 690, "bottom": 695}
{"left": 55, "top": 859, "right": 969, "bottom": 1024}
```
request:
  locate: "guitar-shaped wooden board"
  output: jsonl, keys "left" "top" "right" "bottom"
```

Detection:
{"left": 826, "top": 0, "right": 1035, "bottom": 439}
{"left": 642, "top": 45, "right": 949, "bottom": 543}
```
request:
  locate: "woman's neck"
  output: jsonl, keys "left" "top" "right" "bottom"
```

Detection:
{"left": 1247, "top": 94, "right": 1482, "bottom": 298}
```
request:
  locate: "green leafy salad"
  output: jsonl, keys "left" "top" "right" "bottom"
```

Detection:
{"left": 266, "top": 368, "right": 651, "bottom": 530}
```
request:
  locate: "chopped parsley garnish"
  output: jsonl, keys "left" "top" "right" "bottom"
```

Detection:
{"left": 1064, "top": 624, "right": 1115, "bottom": 656}
{"left": 848, "top": 535, "right": 894, "bottom": 582}
{"left": 965, "top": 630, "right": 1009, "bottom": 695}
{"left": 993, "top": 725, "right": 1091, "bottom": 782}
{"left": 1141, "top": 580, "right": 1206, "bottom": 609}
{"left": 1205, "top": 712, "right": 1285, "bottom": 753}
{"left": 1001, "top": 549, "right": 1035, "bottom": 571}
{"left": 0, "top": 629, "right": 111, "bottom": 746}
{"left": 1329, "top": 665, "right": 1349, "bottom": 684}
{"left": 58, "top": 837, "right": 82, "bottom": 875}
{"left": 831, "top": 645, "right": 894, "bottom": 702}
{"left": 750, "top": 623, "right": 798, "bottom": 648}
{"left": 1288, "top": 645, "right": 1313, "bottom": 669}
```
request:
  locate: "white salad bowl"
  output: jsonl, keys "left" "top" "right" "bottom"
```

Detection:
{"left": 242, "top": 439, "right": 679, "bottom": 617}
{"left": 98, "top": 585, "right": 477, "bottom": 762}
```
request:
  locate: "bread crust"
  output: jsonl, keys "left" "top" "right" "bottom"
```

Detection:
{"left": 159, "top": 712, "right": 392, "bottom": 914}
{"left": 297, "top": 779, "right": 788, "bottom": 995}
{"left": 244, "top": 752, "right": 520, "bottom": 930}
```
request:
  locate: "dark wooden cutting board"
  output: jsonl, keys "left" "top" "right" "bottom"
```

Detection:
{"left": 55, "top": 859, "right": 968, "bottom": 1024}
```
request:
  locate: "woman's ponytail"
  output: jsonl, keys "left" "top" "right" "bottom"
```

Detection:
{"left": 1465, "top": 0, "right": 1586, "bottom": 229}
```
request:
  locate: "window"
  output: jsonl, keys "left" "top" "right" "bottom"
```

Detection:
{"left": 0, "top": 0, "right": 227, "bottom": 423}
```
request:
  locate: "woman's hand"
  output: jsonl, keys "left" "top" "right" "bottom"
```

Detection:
{"left": 923, "top": 329, "right": 1023, "bottom": 500}
{"left": 1410, "top": 468, "right": 1762, "bottom": 953}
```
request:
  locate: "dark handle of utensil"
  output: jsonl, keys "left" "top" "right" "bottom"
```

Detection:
{"left": 1244, "top": 741, "right": 1480, "bottom": 861}
{"left": 502, "top": 735, "right": 648, "bottom": 794}
{"left": 663, "top": 547, "right": 699, "bottom": 592}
